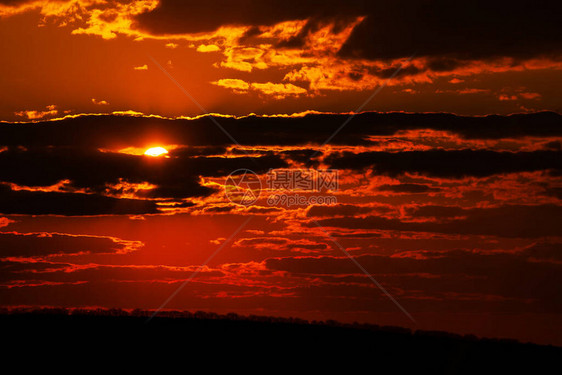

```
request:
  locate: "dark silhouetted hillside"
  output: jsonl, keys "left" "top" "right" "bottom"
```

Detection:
{"left": 1, "top": 308, "right": 559, "bottom": 373}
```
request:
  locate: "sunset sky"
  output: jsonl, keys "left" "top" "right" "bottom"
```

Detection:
{"left": 1, "top": 0, "right": 561, "bottom": 345}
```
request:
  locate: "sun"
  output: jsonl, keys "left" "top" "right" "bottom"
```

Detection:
{"left": 144, "top": 147, "right": 169, "bottom": 157}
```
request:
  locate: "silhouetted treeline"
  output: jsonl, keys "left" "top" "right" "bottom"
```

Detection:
{"left": 0, "top": 307, "right": 537, "bottom": 343}
{"left": 1, "top": 308, "right": 559, "bottom": 373}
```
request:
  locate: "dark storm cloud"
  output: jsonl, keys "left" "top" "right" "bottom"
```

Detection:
{"left": 326, "top": 150, "right": 562, "bottom": 178}
{"left": 0, "top": 140, "right": 287, "bottom": 214}
{"left": 0, "top": 147, "right": 210, "bottom": 200}
{"left": 0, "top": 259, "right": 223, "bottom": 286}
{"left": 369, "top": 65, "right": 426, "bottom": 79}
{"left": 0, "top": 260, "right": 68, "bottom": 283}
{"left": 314, "top": 204, "right": 562, "bottom": 238}
{"left": 0, "top": 147, "right": 286, "bottom": 199}
{"left": 0, "top": 112, "right": 560, "bottom": 214}
{"left": 338, "top": 1, "right": 562, "bottom": 62}
{"left": 133, "top": 0, "right": 359, "bottom": 34}
{"left": 1, "top": 112, "right": 561, "bottom": 148}
{"left": 406, "top": 205, "right": 466, "bottom": 218}
{"left": 134, "top": 1, "right": 562, "bottom": 63}
{"left": 0, "top": 232, "right": 136, "bottom": 258}
{"left": 169, "top": 146, "right": 228, "bottom": 158}
{"left": 377, "top": 184, "right": 440, "bottom": 194}
{"left": 0, "top": 185, "right": 159, "bottom": 216}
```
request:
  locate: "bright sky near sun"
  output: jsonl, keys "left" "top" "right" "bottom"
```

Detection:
{"left": 144, "top": 147, "right": 169, "bottom": 157}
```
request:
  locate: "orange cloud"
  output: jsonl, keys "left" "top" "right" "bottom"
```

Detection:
{"left": 4, "top": 179, "right": 76, "bottom": 194}
{"left": 15, "top": 105, "right": 58, "bottom": 120}
{"left": 250, "top": 82, "right": 307, "bottom": 98}
{"left": 197, "top": 44, "right": 220, "bottom": 52}
{"left": 0, "top": 217, "right": 14, "bottom": 228}
{"left": 91, "top": 98, "right": 109, "bottom": 105}
{"left": 499, "top": 94, "right": 518, "bottom": 101}
{"left": 212, "top": 79, "right": 307, "bottom": 98}
{"left": 212, "top": 78, "right": 250, "bottom": 92}
{"left": 519, "top": 92, "right": 541, "bottom": 100}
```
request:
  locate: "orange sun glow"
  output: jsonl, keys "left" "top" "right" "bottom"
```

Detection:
{"left": 144, "top": 147, "right": 169, "bottom": 157}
